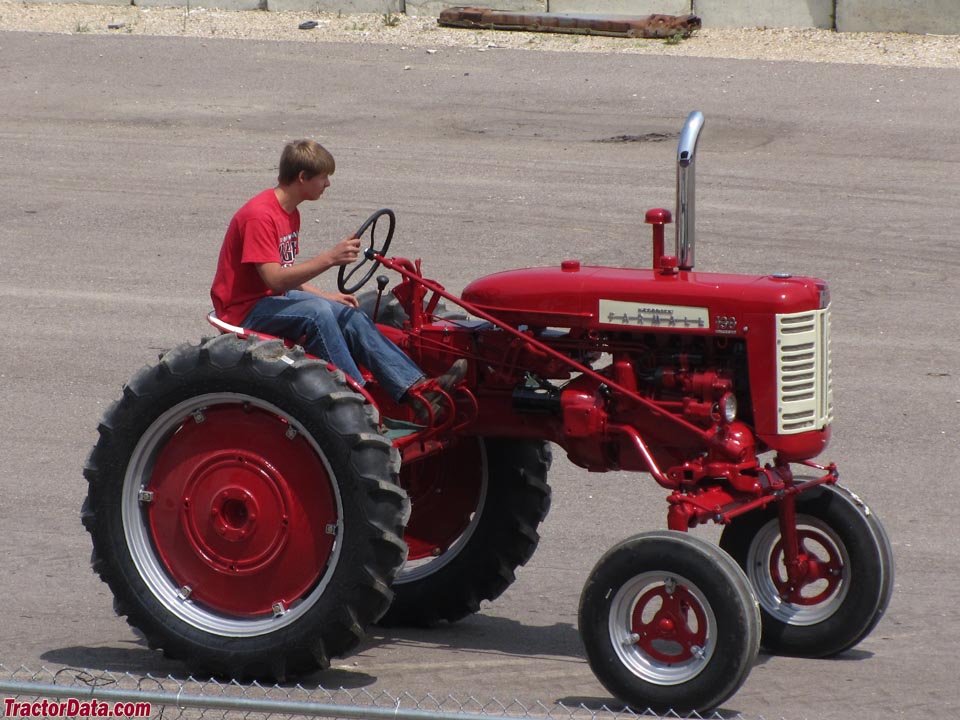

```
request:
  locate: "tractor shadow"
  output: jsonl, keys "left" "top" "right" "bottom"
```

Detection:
{"left": 364, "top": 613, "right": 585, "bottom": 661}
{"left": 41, "top": 614, "right": 580, "bottom": 691}
{"left": 41, "top": 642, "right": 378, "bottom": 690}
{"left": 41, "top": 636, "right": 876, "bottom": 714}
{"left": 556, "top": 697, "right": 748, "bottom": 718}
{"left": 555, "top": 649, "right": 875, "bottom": 719}
{"left": 42, "top": 643, "right": 184, "bottom": 677}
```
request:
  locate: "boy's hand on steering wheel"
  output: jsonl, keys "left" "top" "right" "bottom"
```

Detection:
{"left": 327, "top": 235, "right": 361, "bottom": 266}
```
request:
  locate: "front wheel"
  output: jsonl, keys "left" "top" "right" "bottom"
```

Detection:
{"left": 579, "top": 531, "right": 760, "bottom": 715}
{"left": 719, "top": 483, "right": 892, "bottom": 657}
{"left": 82, "top": 335, "right": 409, "bottom": 679}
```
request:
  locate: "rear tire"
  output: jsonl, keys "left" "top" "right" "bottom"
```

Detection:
{"left": 82, "top": 334, "right": 409, "bottom": 679}
{"left": 579, "top": 531, "right": 760, "bottom": 715}
{"left": 379, "top": 438, "right": 552, "bottom": 626}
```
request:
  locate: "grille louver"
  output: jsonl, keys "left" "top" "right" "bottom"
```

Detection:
{"left": 776, "top": 308, "right": 833, "bottom": 434}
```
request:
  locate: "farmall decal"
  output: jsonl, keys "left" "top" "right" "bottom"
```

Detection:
{"left": 599, "top": 300, "right": 709, "bottom": 329}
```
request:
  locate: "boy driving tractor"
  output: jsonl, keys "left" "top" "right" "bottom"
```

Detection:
{"left": 210, "top": 139, "right": 465, "bottom": 412}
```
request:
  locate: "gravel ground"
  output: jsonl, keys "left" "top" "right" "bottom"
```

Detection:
{"left": 1, "top": 1, "right": 959, "bottom": 68}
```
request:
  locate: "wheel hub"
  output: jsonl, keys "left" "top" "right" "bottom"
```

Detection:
{"left": 145, "top": 405, "right": 338, "bottom": 617}
{"left": 215, "top": 490, "right": 254, "bottom": 538}
{"left": 181, "top": 453, "right": 288, "bottom": 573}
{"left": 631, "top": 581, "right": 708, "bottom": 664}
{"left": 772, "top": 529, "right": 843, "bottom": 605}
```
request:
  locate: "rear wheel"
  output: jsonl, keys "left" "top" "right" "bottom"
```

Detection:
{"left": 379, "top": 438, "right": 551, "bottom": 626}
{"left": 579, "top": 531, "right": 760, "bottom": 715}
{"left": 82, "top": 334, "right": 409, "bottom": 679}
{"left": 719, "top": 483, "right": 891, "bottom": 657}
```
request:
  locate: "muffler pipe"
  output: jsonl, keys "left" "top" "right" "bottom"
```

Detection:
{"left": 676, "top": 111, "right": 705, "bottom": 271}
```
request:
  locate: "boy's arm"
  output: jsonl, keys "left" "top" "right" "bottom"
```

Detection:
{"left": 297, "top": 283, "right": 360, "bottom": 308}
{"left": 256, "top": 234, "right": 360, "bottom": 294}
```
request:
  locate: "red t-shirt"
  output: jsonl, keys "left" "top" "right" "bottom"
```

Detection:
{"left": 211, "top": 189, "right": 300, "bottom": 325}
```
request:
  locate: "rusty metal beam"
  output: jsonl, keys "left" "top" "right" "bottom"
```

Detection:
{"left": 438, "top": 7, "right": 701, "bottom": 39}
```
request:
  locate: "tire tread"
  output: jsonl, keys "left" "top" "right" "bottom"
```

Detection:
{"left": 82, "top": 335, "right": 408, "bottom": 680}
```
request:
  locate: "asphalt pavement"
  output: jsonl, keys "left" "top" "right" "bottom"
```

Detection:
{"left": 1, "top": 30, "right": 959, "bottom": 719}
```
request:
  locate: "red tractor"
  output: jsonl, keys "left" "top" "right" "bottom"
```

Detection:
{"left": 83, "top": 112, "right": 892, "bottom": 714}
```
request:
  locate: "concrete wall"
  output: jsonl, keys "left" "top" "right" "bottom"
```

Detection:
{"left": 406, "top": 0, "right": 958, "bottom": 33}
{"left": 264, "top": 0, "right": 401, "bottom": 12}
{"left": 836, "top": 0, "right": 959, "bottom": 34}
{"left": 694, "top": 0, "right": 834, "bottom": 29}
{"left": 58, "top": 0, "right": 130, "bottom": 6}
{"left": 259, "top": 1, "right": 546, "bottom": 15}
{"left": 38, "top": 0, "right": 960, "bottom": 34}
{"left": 407, "top": 1, "right": 546, "bottom": 17}
{"left": 548, "top": 1, "right": 689, "bottom": 14}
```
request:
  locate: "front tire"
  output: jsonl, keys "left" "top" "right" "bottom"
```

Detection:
{"left": 579, "top": 531, "right": 760, "bottom": 715}
{"left": 82, "top": 335, "right": 409, "bottom": 679}
{"left": 719, "top": 483, "right": 892, "bottom": 657}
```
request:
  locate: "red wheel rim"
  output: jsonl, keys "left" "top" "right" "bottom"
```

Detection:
{"left": 401, "top": 438, "right": 483, "bottom": 560}
{"left": 631, "top": 582, "right": 709, "bottom": 664}
{"left": 770, "top": 528, "right": 843, "bottom": 606}
{"left": 146, "top": 404, "right": 337, "bottom": 617}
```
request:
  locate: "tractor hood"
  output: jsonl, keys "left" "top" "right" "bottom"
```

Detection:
{"left": 461, "top": 263, "right": 828, "bottom": 335}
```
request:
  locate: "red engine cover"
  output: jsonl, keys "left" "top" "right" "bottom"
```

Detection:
{"left": 463, "top": 263, "right": 832, "bottom": 460}
{"left": 461, "top": 263, "right": 825, "bottom": 334}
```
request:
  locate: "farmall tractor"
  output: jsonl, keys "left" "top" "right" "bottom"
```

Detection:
{"left": 83, "top": 112, "right": 892, "bottom": 714}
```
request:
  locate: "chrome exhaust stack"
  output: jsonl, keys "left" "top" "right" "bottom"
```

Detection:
{"left": 676, "top": 111, "right": 705, "bottom": 271}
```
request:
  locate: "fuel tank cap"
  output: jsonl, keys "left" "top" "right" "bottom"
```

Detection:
{"left": 561, "top": 259, "right": 581, "bottom": 272}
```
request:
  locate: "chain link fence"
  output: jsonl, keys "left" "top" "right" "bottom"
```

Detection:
{"left": 0, "top": 666, "right": 765, "bottom": 720}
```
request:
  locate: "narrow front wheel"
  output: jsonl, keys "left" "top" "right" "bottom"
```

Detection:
{"left": 719, "top": 483, "right": 892, "bottom": 657}
{"left": 579, "top": 531, "right": 760, "bottom": 715}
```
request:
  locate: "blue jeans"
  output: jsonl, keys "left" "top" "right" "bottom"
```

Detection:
{"left": 243, "top": 290, "right": 424, "bottom": 402}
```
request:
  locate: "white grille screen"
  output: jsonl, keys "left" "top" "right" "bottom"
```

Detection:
{"left": 776, "top": 307, "right": 833, "bottom": 434}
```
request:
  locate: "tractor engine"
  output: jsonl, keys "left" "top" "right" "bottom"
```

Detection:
{"left": 460, "top": 112, "right": 833, "bottom": 480}
{"left": 461, "top": 262, "right": 832, "bottom": 467}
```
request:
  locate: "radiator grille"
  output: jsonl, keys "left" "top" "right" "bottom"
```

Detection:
{"left": 776, "top": 307, "right": 833, "bottom": 434}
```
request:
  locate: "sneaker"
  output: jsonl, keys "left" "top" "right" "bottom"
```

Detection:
{"left": 436, "top": 358, "right": 468, "bottom": 391}
{"left": 407, "top": 359, "right": 468, "bottom": 425}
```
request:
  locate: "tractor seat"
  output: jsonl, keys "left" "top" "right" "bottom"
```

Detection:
{"left": 206, "top": 311, "right": 304, "bottom": 347}
{"left": 207, "top": 311, "right": 247, "bottom": 336}
{"left": 206, "top": 311, "right": 451, "bottom": 441}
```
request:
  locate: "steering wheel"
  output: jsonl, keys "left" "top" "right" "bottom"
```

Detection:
{"left": 338, "top": 208, "right": 395, "bottom": 294}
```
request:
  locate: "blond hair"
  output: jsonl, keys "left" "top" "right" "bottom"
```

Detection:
{"left": 278, "top": 140, "right": 335, "bottom": 185}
